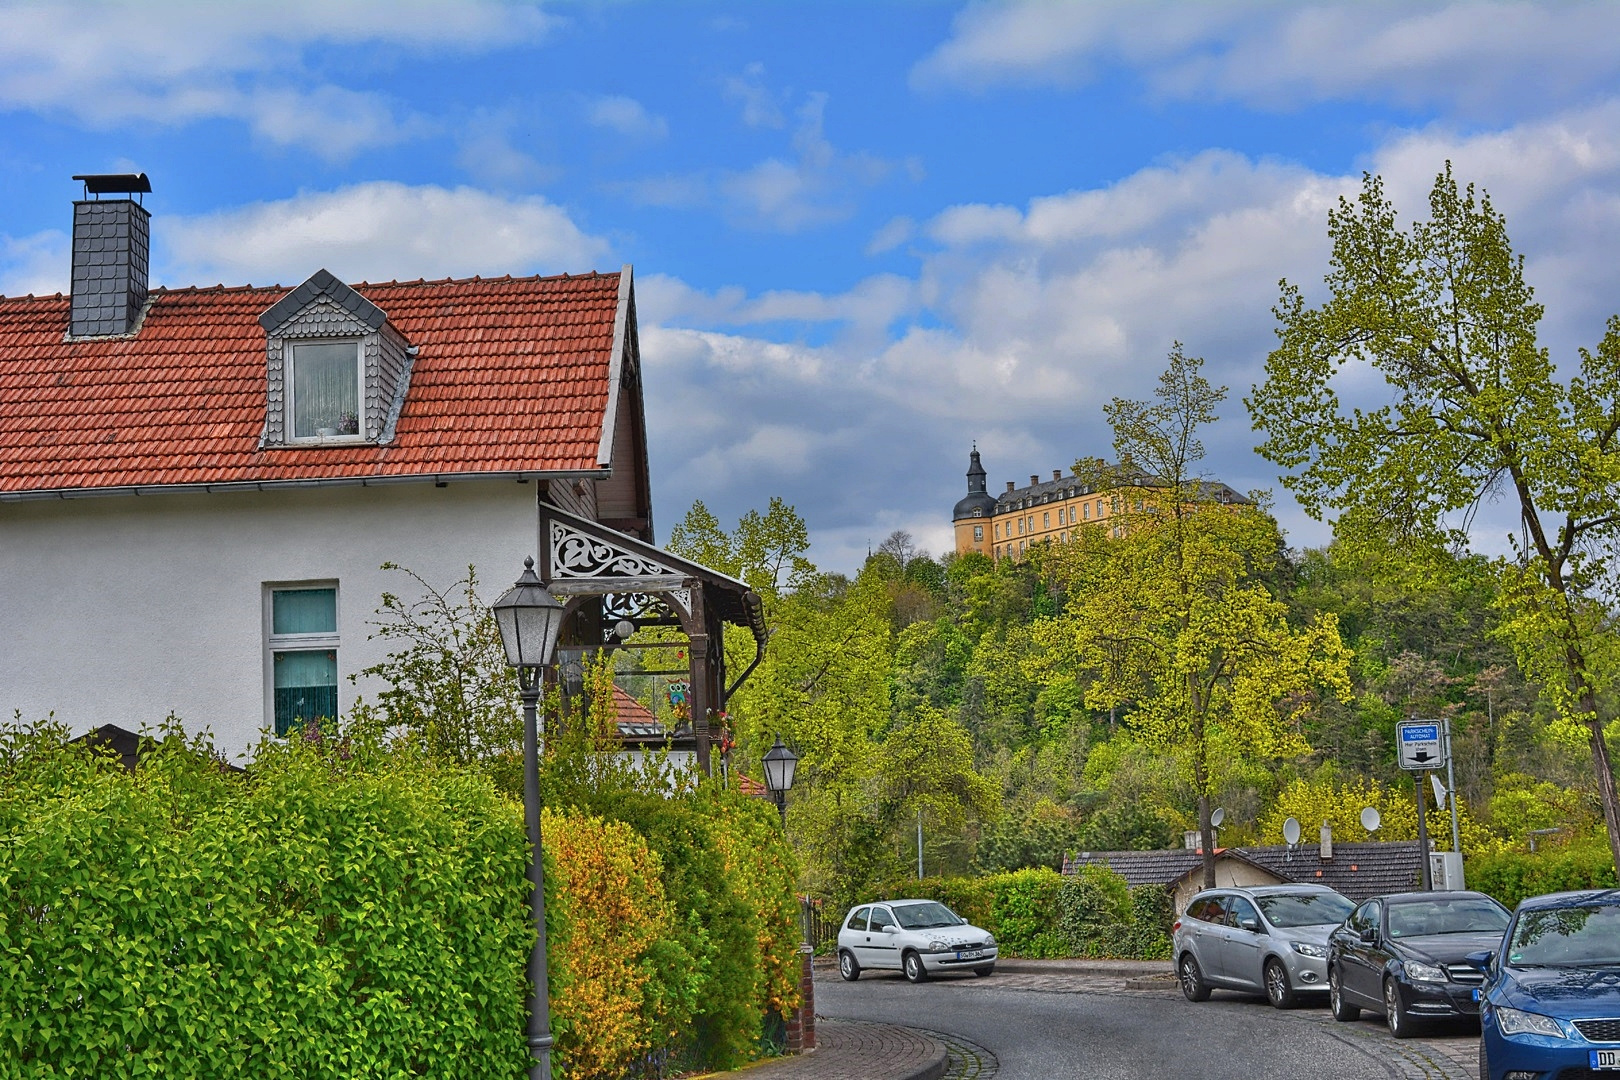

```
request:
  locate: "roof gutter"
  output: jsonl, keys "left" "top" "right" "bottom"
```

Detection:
{"left": 0, "top": 468, "right": 612, "bottom": 503}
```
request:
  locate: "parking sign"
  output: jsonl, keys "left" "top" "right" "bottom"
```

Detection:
{"left": 1396, "top": 721, "right": 1446, "bottom": 770}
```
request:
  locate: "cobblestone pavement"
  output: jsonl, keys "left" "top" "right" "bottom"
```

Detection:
{"left": 924, "top": 1028, "right": 999, "bottom": 1080}
{"left": 734, "top": 1018, "right": 946, "bottom": 1080}
{"left": 919, "top": 966, "right": 1480, "bottom": 1079}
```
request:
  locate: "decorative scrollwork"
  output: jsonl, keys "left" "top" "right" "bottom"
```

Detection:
{"left": 550, "top": 521, "right": 678, "bottom": 578}
{"left": 603, "top": 592, "right": 676, "bottom": 621}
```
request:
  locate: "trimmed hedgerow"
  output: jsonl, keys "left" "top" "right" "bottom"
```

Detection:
{"left": 0, "top": 722, "right": 534, "bottom": 1080}
{"left": 1468, "top": 843, "right": 1619, "bottom": 911}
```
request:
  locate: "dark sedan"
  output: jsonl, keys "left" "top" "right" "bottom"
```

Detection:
{"left": 1328, "top": 890, "right": 1512, "bottom": 1038}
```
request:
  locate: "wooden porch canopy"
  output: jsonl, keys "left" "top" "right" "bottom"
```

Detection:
{"left": 537, "top": 502, "right": 766, "bottom": 774}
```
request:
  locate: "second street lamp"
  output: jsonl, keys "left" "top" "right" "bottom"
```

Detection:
{"left": 493, "top": 557, "right": 567, "bottom": 1080}
{"left": 762, "top": 735, "right": 798, "bottom": 826}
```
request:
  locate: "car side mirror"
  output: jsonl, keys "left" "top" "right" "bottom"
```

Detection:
{"left": 959, "top": 917, "right": 969, "bottom": 925}
{"left": 885, "top": 925, "right": 899, "bottom": 934}
{"left": 1238, "top": 917, "right": 1262, "bottom": 933}
{"left": 1359, "top": 927, "right": 1378, "bottom": 945}
{"left": 1464, "top": 949, "right": 1495, "bottom": 973}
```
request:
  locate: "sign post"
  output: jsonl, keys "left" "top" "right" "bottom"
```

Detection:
{"left": 1398, "top": 721, "right": 1450, "bottom": 891}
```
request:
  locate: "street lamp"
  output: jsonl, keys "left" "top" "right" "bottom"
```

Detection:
{"left": 762, "top": 735, "right": 798, "bottom": 826}
{"left": 493, "top": 557, "right": 567, "bottom": 1080}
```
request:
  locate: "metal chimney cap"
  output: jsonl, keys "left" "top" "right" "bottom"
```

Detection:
{"left": 72, "top": 173, "right": 151, "bottom": 196}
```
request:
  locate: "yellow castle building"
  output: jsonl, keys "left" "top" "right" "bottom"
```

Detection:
{"left": 952, "top": 447, "right": 1247, "bottom": 560}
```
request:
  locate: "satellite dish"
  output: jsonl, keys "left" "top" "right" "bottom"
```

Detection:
{"left": 1430, "top": 775, "right": 1448, "bottom": 810}
{"left": 1211, "top": 807, "right": 1226, "bottom": 828}
{"left": 1360, "top": 806, "right": 1382, "bottom": 832}
{"left": 1283, "top": 817, "right": 1301, "bottom": 845}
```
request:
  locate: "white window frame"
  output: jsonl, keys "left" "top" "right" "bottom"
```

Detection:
{"left": 286, "top": 339, "right": 366, "bottom": 443}
{"left": 263, "top": 581, "right": 341, "bottom": 735}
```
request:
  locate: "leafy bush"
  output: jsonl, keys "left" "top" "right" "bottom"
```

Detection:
{"left": 0, "top": 721, "right": 533, "bottom": 1080}
{"left": 1468, "top": 844, "right": 1619, "bottom": 910}
{"left": 543, "top": 808, "right": 673, "bottom": 1080}
{"left": 988, "top": 868, "right": 1067, "bottom": 958}
{"left": 1057, "top": 865, "right": 1171, "bottom": 960}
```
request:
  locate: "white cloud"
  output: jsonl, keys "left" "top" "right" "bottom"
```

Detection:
{"left": 0, "top": 0, "right": 552, "bottom": 158}
{"left": 914, "top": 1, "right": 1620, "bottom": 117}
{"left": 157, "top": 182, "right": 610, "bottom": 287}
{"left": 723, "top": 62, "right": 786, "bottom": 128}
{"left": 645, "top": 105, "right": 1620, "bottom": 567}
{"left": 585, "top": 96, "right": 669, "bottom": 141}
{"left": 623, "top": 90, "right": 903, "bottom": 232}
{"left": 867, "top": 216, "right": 915, "bottom": 255}
{"left": 0, "top": 230, "right": 69, "bottom": 297}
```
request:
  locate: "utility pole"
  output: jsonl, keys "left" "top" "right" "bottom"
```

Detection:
{"left": 1443, "top": 719, "right": 1462, "bottom": 854}
{"left": 1415, "top": 771, "right": 1433, "bottom": 891}
{"left": 917, "top": 810, "right": 924, "bottom": 880}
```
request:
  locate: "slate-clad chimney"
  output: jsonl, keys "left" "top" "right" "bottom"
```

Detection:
{"left": 69, "top": 173, "right": 151, "bottom": 338}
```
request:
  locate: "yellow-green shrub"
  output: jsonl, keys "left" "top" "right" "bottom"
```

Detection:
{"left": 544, "top": 808, "right": 673, "bottom": 1080}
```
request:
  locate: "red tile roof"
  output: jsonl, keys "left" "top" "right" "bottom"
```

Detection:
{"left": 612, "top": 685, "right": 658, "bottom": 726}
{"left": 0, "top": 272, "right": 624, "bottom": 495}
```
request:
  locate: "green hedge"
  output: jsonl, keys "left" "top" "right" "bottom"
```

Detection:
{"left": 0, "top": 727, "right": 533, "bottom": 1080}
{"left": 0, "top": 721, "right": 800, "bottom": 1079}
{"left": 1468, "top": 845, "right": 1619, "bottom": 910}
{"left": 861, "top": 866, "right": 1162, "bottom": 960}
{"left": 1057, "top": 866, "right": 1172, "bottom": 960}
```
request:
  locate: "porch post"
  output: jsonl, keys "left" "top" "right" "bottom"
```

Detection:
{"left": 688, "top": 582, "right": 712, "bottom": 775}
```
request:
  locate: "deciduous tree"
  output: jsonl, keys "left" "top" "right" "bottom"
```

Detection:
{"left": 1248, "top": 165, "right": 1620, "bottom": 871}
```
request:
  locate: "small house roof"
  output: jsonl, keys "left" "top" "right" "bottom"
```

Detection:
{"left": 0, "top": 271, "right": 628, "bottom": 498}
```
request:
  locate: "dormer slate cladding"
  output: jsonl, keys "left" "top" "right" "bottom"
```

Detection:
{"left": 258, "top": 270, "right": 414, "bottom": 446}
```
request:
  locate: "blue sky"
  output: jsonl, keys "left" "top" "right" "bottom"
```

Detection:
{"left": 7, "top": 2, "right": 1620, "bottom": 569}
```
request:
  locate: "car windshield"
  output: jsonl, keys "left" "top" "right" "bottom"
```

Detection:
{"left": 1509, "top": 902, "right": 1620, "bottom": 968}
{"left": 1256, "top": 892, "right": 1355, "bottom": 928}
{"left": 1386, "top": 897, "right": 1509, "bottom": 938}
{"left": 894, "top": 902, "right": 961, "bottom": 930}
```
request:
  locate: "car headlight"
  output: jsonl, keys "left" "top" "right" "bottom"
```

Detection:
{"left": 985, "top": 934, "right": 996, "bottom": 947}
{"left": 929, "top": 941, "right": 946, "bottom": 951}
{"left": 1496, "top": 1006, "right": 1568, "bottom": 1039}
{"left": 1403, "top": 960, "right": 1446, "bottom": 983}
{"left": 1289, "top": 941, "right": 1327, "bottom": 958}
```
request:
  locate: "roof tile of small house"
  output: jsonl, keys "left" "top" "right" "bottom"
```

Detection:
{"left": 0, "top": 272, "right": 622, "bottom": 494}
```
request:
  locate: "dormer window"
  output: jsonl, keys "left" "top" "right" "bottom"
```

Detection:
{"left": 290, "top": 341, "right": 363, "bottom": 440}
{"left": 258, "top": 268, "right": 416, "bottom": 448}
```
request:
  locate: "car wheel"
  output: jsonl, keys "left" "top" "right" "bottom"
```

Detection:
{"left": 903, "top": 950, "right": 928, "bottom": 983}
{"left": 1264, "top": 958, "right": 1298, "bottom": 1010}
{"left": 972, "top": 964, "right": 994, "bottom": 977}
{"left": 838, "top": 950, "right": 860, "bottom": 982}
{"left": 1328, "top": 965, "right": 1360, "bottom": 1021}
{"left": 1478, "top": 1034, "right": 1489, "bottom": 1080}
{"left": 1179, "top": 953, "right": 1211, "bottom": 1002}
{"left": 1384, "top": 978, "right": 1414, "bottom": 1039}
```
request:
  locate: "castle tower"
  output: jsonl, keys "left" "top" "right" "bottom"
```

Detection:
{"left": 952, "top": 446, "right": 999, "bottom": 556}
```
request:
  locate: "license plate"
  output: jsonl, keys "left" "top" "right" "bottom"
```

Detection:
{"left": 956, "top": 949, "right": 984, "bottom": 960}
{"left": 1591, "top": 1050, "right": 1620, "bottom": 1071}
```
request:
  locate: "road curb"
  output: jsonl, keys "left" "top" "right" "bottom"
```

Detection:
{"left": 703, "top": 1019, "right": 948, "bottom": 1080}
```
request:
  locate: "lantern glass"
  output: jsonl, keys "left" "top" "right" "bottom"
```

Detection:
{"left": 763, "top": 736, "right": 798, "bottom": 794}
{"left": 492, "top": 558, "right": 565, "bottom": 669}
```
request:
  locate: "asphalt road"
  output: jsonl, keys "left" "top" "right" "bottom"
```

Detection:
{"left": 817, "top": 970, "right": 1414, "bottom": 1080}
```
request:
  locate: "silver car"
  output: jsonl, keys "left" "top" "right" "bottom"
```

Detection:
{"left": 1173, "top": 884, "right": 1355, "bottom": 1008}
{"left": 837, "top": 899, "right": 998, "bottom": 983}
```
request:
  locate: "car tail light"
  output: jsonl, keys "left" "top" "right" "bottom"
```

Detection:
{"left": 1172, "top": 919, "right": 1181, "bottom": 933}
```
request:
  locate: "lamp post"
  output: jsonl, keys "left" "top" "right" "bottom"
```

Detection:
{"left": 762, "top": 735, "right": 798, "bottom": 827}
{"left": 493, "top": 557, "right": 567, "bottom": 1080}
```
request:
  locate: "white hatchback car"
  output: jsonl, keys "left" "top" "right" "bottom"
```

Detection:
{"left": 837, "top": 899, "right": 998, "bottom": 982}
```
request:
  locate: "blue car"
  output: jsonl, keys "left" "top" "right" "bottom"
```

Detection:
{"left": 1475, "top": 889, "right": 1620, "bottom": 1080}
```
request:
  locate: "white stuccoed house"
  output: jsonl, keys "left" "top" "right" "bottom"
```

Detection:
{"left": 0, "top": 174, "right": 767, "bottom": 761}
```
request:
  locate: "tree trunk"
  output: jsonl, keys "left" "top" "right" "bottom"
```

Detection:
{"left": 1198, "top": 790, "right": 1215, "bottom": 890}
{"left": 1586, "top": 709, "right": 1620, "bottom": 873}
